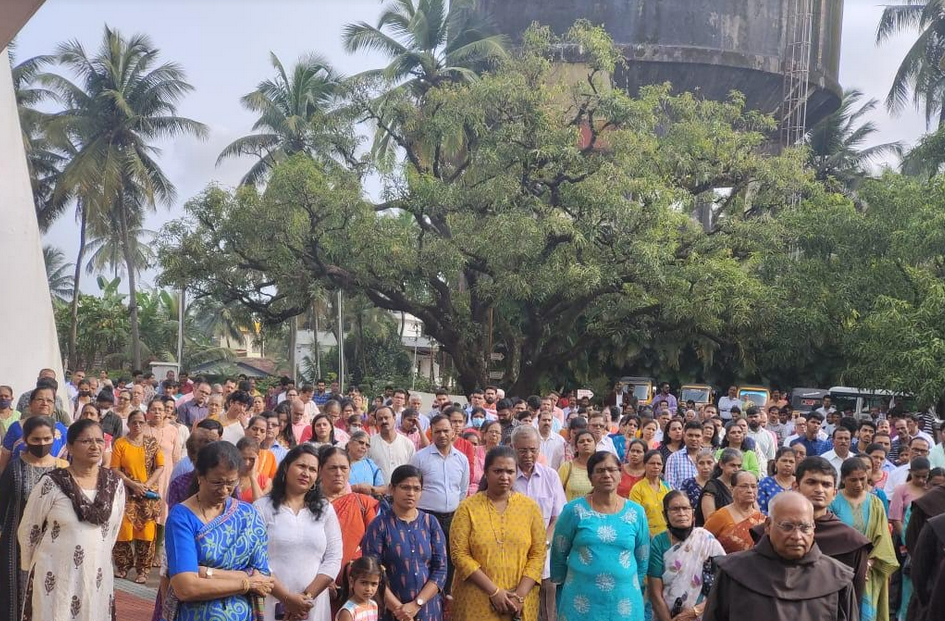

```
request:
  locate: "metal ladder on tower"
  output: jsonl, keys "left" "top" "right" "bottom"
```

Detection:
{"left": 781, "top": 0, "right": 815, "bottom": 149}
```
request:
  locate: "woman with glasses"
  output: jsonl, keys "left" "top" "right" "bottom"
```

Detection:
{"left": 111, "top": 409, "right": 165, "bottom": 583}
{"left": 205, "top": 394, "right": 224, "bottom": 423}
{"left": 702, "top": 471, "right": 765, "bottom": 554}
{"left": 0, "top": 415, "right": 69, "bottom": 621}
{"left": 551, "top": 451, "right": 650, "bottom": 621}
{"left": 16, "top": 419, "right": 125, "bottom": 621}
{"left": 346, "top": 431, "right": 385, "bottom": 496}
{"left": 254, "top": 444, "right": 342, "bottom": 621}
{"left": 362, "top": 464, "right": 447, "bottom": 621}
{"left": 163, "top": 441, "right": 274, "bottom": 621}
{"left": 629, "top": 450, "right": 672, "bottom": 537}
{"left": 647, "top": 491, "right": 725, "bottom": 621}
{"left": 0, "top": 386, "right": 68, "bottom": 472}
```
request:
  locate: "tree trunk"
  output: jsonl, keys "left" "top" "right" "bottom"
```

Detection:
{"left": 117, "top": 196, "right": 141, "bottom": 370}
{"left": 68, "top": 203, "right": 87, "bottom": 370}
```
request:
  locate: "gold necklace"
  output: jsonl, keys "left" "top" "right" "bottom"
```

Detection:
{"left": 487, "top": 492, "right": 511, "bottom": 545}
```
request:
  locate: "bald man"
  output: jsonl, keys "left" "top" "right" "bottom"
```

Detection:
{"left": 704, "top": 492, "right": 858, "bottom": 621}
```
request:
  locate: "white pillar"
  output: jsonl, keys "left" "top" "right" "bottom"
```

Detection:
{"left": 0, "top": 49, "right": 67, "bottom": 401}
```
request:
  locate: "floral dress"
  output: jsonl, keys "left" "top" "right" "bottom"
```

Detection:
{"left": 550, "top": 497, "right": 650, "bottom": 621}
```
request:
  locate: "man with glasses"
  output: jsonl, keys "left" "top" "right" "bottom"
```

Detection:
{"left": 587, "top": 411, "right": 617, "bottom": 455}
{"left": 705, "top": 492, "right": 857, "bottom": 621}
{"left": 511, "top": 425, "right": 565, "bottom": 621}
{"left": 885, "top": 437, "right": 931, "bottom": 495}
{"left": 178, "top": 382, "right": 212, "bottom": 426}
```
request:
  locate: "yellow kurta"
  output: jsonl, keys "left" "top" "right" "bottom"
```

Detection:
{"left": 629, "top": 478, "right": 672, "bottom": 536}
{"left": 451, "top": 492, "right": 547, "bottom": 621}
{"left": 111, "top": 436, "right": 164, "bottom": 541}
{"left": 558, "top": 461, "right": 592, "bottom": 502}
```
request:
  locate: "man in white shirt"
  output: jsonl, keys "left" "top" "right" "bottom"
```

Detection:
{"left": 511, "top": 424, "right": 565, "bottom": 621}
{"left": 587, "top": 411, "right": 617, "bottom": 455}
{"left": 815, "top": 395, "right": 837, "bottom": 418}
{"left": 885, "top": 437, "right": 931, "bottom": 495}
{"left": 537, "top": 409, "right": 566, "bottom": 470}
{"left": 717, "top": 386, "right": 742, "bottom": 421}
{"left": 820, "top": 427, "right": 854, "bottom": 479}
{"left": 368, "top": 406, "right": 416, "bottom": 484}
{"left": 746, "top": 406, "right": 776, "bottom": 462}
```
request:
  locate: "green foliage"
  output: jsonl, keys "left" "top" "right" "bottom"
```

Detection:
{"left": 877, "top": 0, "right": 945, "bottom": 126}
{"left": 42, "top": 245, "right": 74, "bottom": 303}
{"left": 160, "top": 24, "right": 818, "bottom": 394}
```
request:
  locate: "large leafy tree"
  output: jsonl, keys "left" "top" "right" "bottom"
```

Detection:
{"left": 877, "top": 0, "right": 945, "bottom": 126}
{"left": 217, "top": 53, "right": 347, "bottom": 186}
{"left": 160, "top": 24, "right": 814, "bottom": 394}
{"left": 41, "top": 26, "right": 207, "bottom": 370}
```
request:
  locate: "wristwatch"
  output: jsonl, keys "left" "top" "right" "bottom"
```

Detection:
{"left": 205, "top": 568, "right": 214, "bottom": 579}
{"left": 415, "top": 598, "right": 425, "bottom": 607}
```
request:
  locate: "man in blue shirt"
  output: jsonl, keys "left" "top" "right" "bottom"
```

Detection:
{"left": 410, "top": 414, "right": 469, "bottom": 594}
{"left": 790, "top": 412, "right": 832, "bottom": 457}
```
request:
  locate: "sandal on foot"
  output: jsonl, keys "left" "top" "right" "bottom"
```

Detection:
{"left": 134, "top": 573, "right": 149, "bottom": 584}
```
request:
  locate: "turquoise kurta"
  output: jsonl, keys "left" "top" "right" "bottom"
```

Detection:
{"left": 551, "top": 497, "right": 650, "bottom": 621}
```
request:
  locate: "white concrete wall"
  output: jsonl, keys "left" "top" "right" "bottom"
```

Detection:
{"left": 0, "top": 49, "right": 67, "bottom": 400}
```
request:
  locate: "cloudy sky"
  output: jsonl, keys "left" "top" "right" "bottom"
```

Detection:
{"left": 13, "top": 0, "right": 931, "bottom": 292}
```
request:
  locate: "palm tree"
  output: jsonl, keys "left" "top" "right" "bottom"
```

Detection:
{"left": 41, "top": 26, "right": 207, "bottom": 370}
{"left": 806, "top": 89, "right": 903, "bottom": 196}
{"left": 83, "top": 213, "right": 157, "bottom": 278}
{"left": 8, "top": 45, "right": 69, "bottom": 231}
{"left": 877, "top": 0, "right": 945, "bottom": 126}
{"left": 343, "top": 0, "right": 507, "bottom": 95}
{"left": 42, "top": 245, "right": 75, "bottom": 303}
{"left": 217, "top": 52, "right": 343, "bottom": 186}
{"left": 342, "top": 0, "right": 507, "bottom": 160}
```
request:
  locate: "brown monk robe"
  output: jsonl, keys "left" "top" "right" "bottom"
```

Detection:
{"left": 904, "top": 483, "right": 945, "bottom": 552}
{"left": 905, "top": 484, "right": 945, "bottom": 621}
{"left": 750, "top": 460, "right": 872, "bottom": 602}
{"left": 704, "top": 492, "right": 858, "bottom": 621}
{"left": 907, "top": 513, "right": 945, "bottom": 621}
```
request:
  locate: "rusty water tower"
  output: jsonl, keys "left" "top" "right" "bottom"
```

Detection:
{"left": 478, "top": 0, "right": 844, "bottom": 142}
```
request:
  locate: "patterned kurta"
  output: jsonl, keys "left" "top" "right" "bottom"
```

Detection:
{"left": 450, "top": 492, "right": 546, "bottom": 621}
{"left": 17, "top": 471, "right": 125, "bottom": 621}
{"left": 0, "top": 459, "right": 64, "bottom": 621}
{"left": 550, "top": 497, "right": 650, "bottom": 621}
{"left": 362, "top": 509, "right": 447, "bottom": 621}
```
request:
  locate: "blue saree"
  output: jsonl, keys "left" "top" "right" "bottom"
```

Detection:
{"left": 163, "top": 498, "right": 269, "bottom": 621}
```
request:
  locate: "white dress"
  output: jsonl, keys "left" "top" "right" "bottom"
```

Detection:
{"left": 253, "top": 497, "right": 343, "bottom": 621}
{"left": 17, "top": 474, "right": 125, "bottom": 621}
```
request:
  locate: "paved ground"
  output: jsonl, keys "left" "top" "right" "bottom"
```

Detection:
{"left": 114, "top": 572, "right": 159, "bottom": 621}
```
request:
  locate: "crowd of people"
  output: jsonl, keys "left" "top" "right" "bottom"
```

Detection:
{"left": 0, "top": 369, "right": 944, "bottom": 621}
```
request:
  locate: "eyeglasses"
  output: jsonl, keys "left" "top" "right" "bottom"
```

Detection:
{"left": 735, "top": 484, "right": 758, "bottom": 490}
{"left": 774, "top": 521, "right": 814, "bottom": 535}
{"left": 205, "top": 479, "right": 239, "bottom": 490}
{"left": 667, "top": 506, "right": 693, "bottom": 513}
{"left": 592, "top": 467, "right": 621, "bottom": 476}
